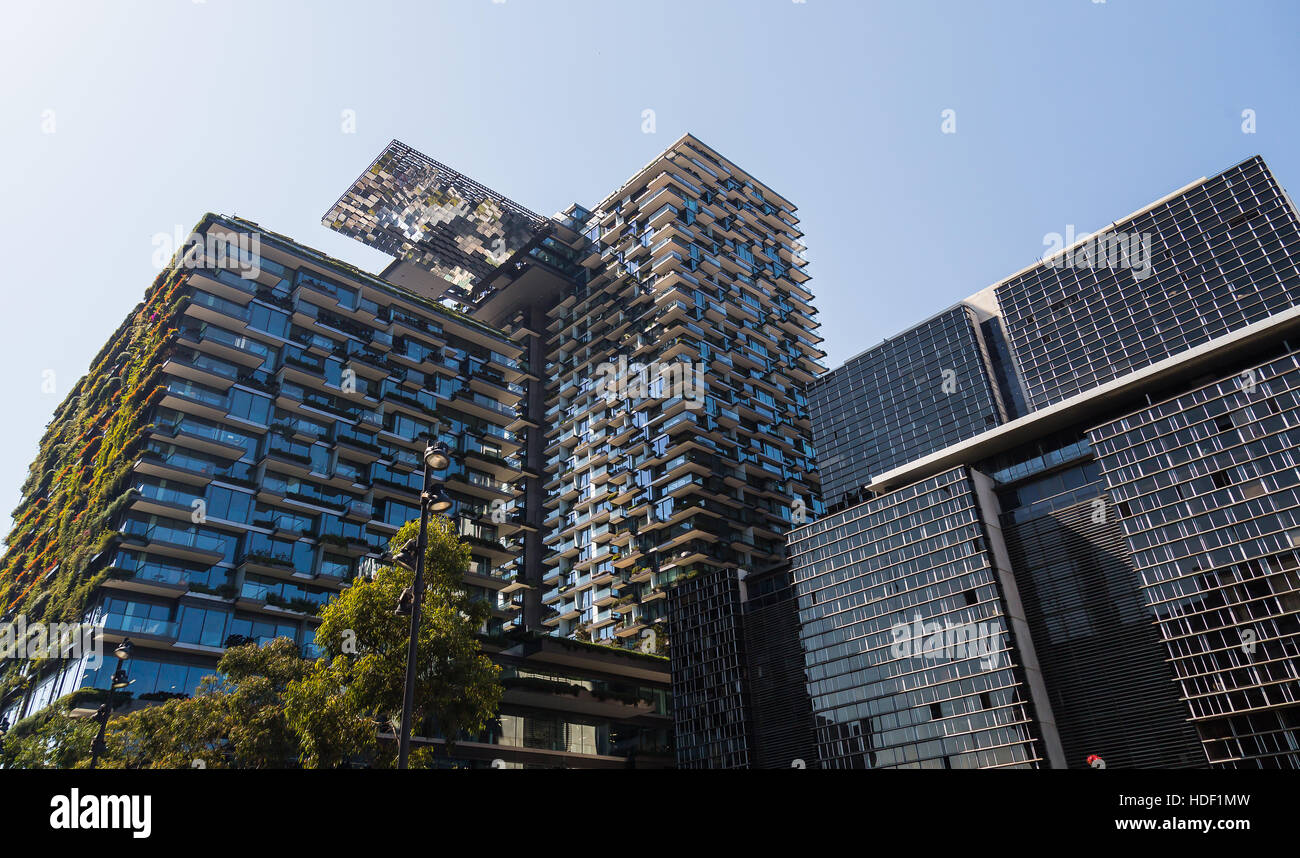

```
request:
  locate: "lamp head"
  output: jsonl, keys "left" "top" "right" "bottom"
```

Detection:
{"left": 388, "top": 539, "right": 419, "bottom": 572}
{"left": 427, "top": 485, "right": 454, "bottom": 514}
{"left": 424, "top": 441, "right": 452, "bottom": 471}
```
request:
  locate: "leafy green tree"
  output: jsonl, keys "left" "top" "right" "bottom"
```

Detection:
{"left": 2, "top": 517, "right": 501, "bottom": 769}
{"left": 0, "top": 693, "right": 100, "bottom": 769}
{"left": 104, "top": 637, "right": 309, "bottom": 768}
{"left": 287, "top": 516, "right": 502, "bottom": 767}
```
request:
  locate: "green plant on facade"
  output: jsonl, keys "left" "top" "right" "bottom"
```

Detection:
{"left": 0, "top": 231, "right": 204, "bottom": 701}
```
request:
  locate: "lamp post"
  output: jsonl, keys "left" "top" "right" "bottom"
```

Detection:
{"left": 89, "top": 637, "right": 133, "bottom": 770}
{"left": 388, "top": 437, "right": 454, "bottom": 770}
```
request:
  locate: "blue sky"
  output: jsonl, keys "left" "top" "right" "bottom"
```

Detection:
{"left": 2, "top": 0, "right": 1298, "bottom": 526}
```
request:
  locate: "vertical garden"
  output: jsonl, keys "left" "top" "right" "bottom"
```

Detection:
{"left": 0, "top": 256, "right": 195, "bottom": 641}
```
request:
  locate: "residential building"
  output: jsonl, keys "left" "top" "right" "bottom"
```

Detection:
{"left": 2, "top": 129, "right": 829, "bottom": 768}
{"left": 0, "top": 214, "right": 672, "bottom": 768}
{"left": 325, "top": 135, "right": 826, "bottom": 765}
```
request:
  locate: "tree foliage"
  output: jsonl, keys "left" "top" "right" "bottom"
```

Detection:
{"left": 2, "top": 520, "right": 502, "bottom": 769}
{"left": 104, "top": 637, "right": 309, "bottom": 768}
{"left": 288, "top": 516, "right": 502, "bottom": 767}
{"left": 0, "top": 694, "right": 99, "bottom": 769}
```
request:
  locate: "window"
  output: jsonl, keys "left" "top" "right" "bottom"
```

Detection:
{"left": 228, "top": 389, "right": 272, "bottom": 425}
{"left": 248, "top": 303, "right": 290, "bottom": 339}
{"left": 177, "top": 604, "right": 230, "bottom": 648}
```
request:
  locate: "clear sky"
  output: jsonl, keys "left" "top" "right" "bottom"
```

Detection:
{"left": 2, "top": 0, "right": 1298, "bottom": 529}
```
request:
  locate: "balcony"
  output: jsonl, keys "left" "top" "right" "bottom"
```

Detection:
{"left": 161, "top": 353, "right": 238, "bottom": 391}
{"left": 190, "top": 323, "right": 272, "bottom": 368}
{"left": 160, "top": 379, "right": 230, "bottom": 422}
{"left": 185, "top": 289, "right": 252, "bottom": 326}
{"left": 129, "top": 482, "right": 205, "bottom": 520}
{"left": 132, "top": 450, "right": 219, "bottom": 485}
{"left": 98, "top": 614, "right": 179, "bottom": 641}
{"left": 451, "top": 388, "right": 516, "bottom": 422}
{"left": 236, "top": 552, "right": 302, "bottom": 580}
{"left": 105, "top": 561, "right": 194, "bottom": 598}
{"left": 124, "top": 524, "right": 227, "bottom": 565}
{"left": 237, "top": 584, "right": 325, "bottom": 618}
{"left": 189, "top": 268, "right": 258, "bottom": 304}
{"left": 344, "top": 500, "right": 374, "bottom": 521}
{"left": 152, "top": 419, "right": 250, "bottom": 461}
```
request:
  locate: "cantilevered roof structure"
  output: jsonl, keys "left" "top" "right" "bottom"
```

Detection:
{"left": 323, "top": 140, "right": 551, "bottom": 304}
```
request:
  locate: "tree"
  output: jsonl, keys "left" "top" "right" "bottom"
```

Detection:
{"left": 1, "top": 518, "right": 502, "bottom": 769}
{"left": 286, "top": 516, "right": 502, "bottom": 768}
{"left": 104, "top": 637, "right": 309, "bottom": 768}
{"left": 0, "top": 692, "right": 100, "bottom": 769}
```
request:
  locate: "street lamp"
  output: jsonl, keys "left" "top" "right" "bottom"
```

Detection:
{"left": 89, "top": 637, "right": 133, "bottom": 770}
{"left": 424, "top": 440, "right": 452, "bottom": 471}
{"left": 385, "top": 434, "right": 456, "bottom": 769}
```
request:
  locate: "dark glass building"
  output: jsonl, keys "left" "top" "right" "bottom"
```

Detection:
{"left": 667, "top": 567, "right": 751, "bottom": 768}
{"left": 742, "top": 566, "right": 820, "bottom": 769}
{"left": 995, "top": 155, "right": 1300, "bottom": 411}
{"left": 789, "top": 467, "right": 1063, "bottom": 769}
{"left": 1089, "top": 348, "right": 1300, "bottom": 768}
{"left": 667, "top": 564, "right": 819, "bottom": 769}
{"left": 808, "top": 304, "right": 1006, "bottom": 510}
{"left": 991, "top": 433, "right": 1205, "bottom": 768}
{"left": 794, "top": 154, "right": 1300, "bottom": 768}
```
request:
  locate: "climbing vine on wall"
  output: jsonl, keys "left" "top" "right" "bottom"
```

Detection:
{"left": 0, "top": 260, "right": 195, "bottom": 630}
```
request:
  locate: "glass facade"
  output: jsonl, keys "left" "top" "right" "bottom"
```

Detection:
{"left": 788, "top": 467, "right": 1050, "bottom": 768}
{"left": 1090, "top": 348, "right": 1300, "bottom": 767}
{"left": 667, "top": 567, "right": 751, "bottom": 768}
{"left": 323, "top": 140, "right": 548, "bottom": 297}
{"left": 325, "top": 135, "right": 825, "bottom": 663}
{"left": 808, "top": 305, "right": 1005, "bottom": 509}
{"left": 794, "top": 155, "right": 1300, "bottom": 769}
{"left": 534, "top": 136, "right": 825, "bottom": 652}
{"left": 17, "top": 138, "right": 1300, "bottom": 771}
{"left": 996, "top": 156, "right": 1300, "bottom": 411}
{"left": 990, "top": 437, "right": 1206, "bottom": 768}
{"left": 2, "top": 215, "right": 640, "bottom": 764}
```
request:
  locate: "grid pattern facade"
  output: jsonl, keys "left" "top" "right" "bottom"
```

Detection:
{"left": 666, "top": 567, "right": 751, "bottom": 768}
{"left": 996, "top": 156, "right": 1300, "bottom": 411}
{"left": 808, "top": 305, "right": 1004, "bottom": 508}
{"left": 788, "top": 467, "right": 1047, "bottom": 769}
{"left": 1089, "top": 349, "right": 1300, "bottom": 768}
{"left": 999, "top": 483, "right": 1205, "bottom": 769}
